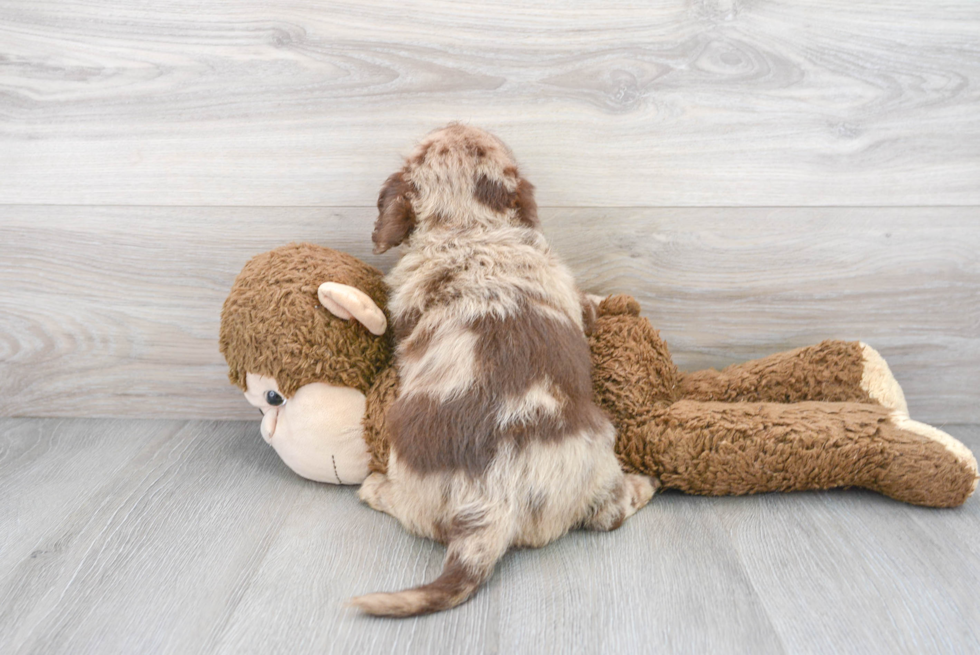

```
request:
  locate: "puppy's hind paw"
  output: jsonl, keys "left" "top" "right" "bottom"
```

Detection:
{"left": 358, "top": 472, "right": 391, "bottom": 513}
{"left": 626, "top": 474, "right": 658, "bottom": 513}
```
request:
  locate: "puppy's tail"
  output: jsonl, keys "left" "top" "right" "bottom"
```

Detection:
{"left": 349, "top": 522, "right": 509, "bottom": 617}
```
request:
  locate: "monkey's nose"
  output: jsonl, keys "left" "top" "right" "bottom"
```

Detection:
{"left": 260, "top": 407, "right": 279, "bottom": 444}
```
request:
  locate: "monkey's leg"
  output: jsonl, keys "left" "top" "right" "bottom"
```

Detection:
{"left": 678, "top": 341, "right": 908, "bottom": 413}
{"left": 616, "top": 400, "right": 977, "bottom": 508}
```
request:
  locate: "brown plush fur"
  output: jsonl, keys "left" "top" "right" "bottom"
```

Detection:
{"left": 621, "top": 400, "right": 973, "bottom": 506}
{"left": 219, "top": 243, "right": 392, "bottom": 397}
{"left": 678, "top": 341, "right": 871, "bottom": 404}
{"left": 588, "top": 295, "right": 978, "bottom": 508}
{"left": 363, "top": 366, "right": 398, "bottom": 474}
{"left": 352, "top": 124, "right": 654, "bottom": 617}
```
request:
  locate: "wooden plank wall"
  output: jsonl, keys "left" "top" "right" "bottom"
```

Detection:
{"left": 1, "top": 1, "right": 978, "bottom": 422}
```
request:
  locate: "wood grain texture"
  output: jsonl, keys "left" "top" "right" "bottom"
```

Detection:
{"left": 714, "top": 492, "right": 980, "bottom": 654}
{"left": 1, "top": 0, "right": 978, "bottom": 206}
{"left": 0, "top": 206, "right": 398, "bottom": 420}
{"left": 1, "top": 206, "right": 977, "bottom": 422}
{"left": 554, "top": 206, "right": 980, "bottom": 424}
{"left": 1, "top": 418, "right": 978, "bottom": 654}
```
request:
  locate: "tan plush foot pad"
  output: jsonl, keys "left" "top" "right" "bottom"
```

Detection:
{"left": 859, "top": 343, "right": 910, "bottom": 416}
{"left": 887, "top": 414, "right": 979, "bottom": 505}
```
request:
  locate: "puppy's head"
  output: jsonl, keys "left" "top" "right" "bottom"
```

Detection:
{"left": 372, "top": 124, "right": 538, "bottom": 254}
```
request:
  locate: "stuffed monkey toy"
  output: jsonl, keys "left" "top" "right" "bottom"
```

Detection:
{"left": 220, "top": 243, "right": 977, "bottom": 507}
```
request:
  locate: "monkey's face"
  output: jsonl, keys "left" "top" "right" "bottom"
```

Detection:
{"left": 233, "top": 278, "right": 390, "bottom": 485}
{"left": 243, "top": 373, "right": 372, "bottom": 485}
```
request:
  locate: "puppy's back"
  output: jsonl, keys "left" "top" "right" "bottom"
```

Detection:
{"left": 353, "top": 124, "right": 631, "bottom": 617}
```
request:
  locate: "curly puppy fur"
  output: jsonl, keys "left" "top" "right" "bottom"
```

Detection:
{"left": 350, "top": 124, "right": 655, "bottom": 617}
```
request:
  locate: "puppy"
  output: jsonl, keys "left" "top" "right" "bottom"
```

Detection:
{"left": 351, "top": 124, "right": 656, "bottom": 617}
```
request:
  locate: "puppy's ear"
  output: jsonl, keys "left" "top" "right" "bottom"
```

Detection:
{"left": 372, "top": 171, "right": 416, "bottom": 254}
{"left": 474, "top": 173, "right": 540, "bottom": 229}
{"left": 474, "top": 174, "right": 511, "bottom": 213}
{"left": 514, "top": 177, "right": 538, "bottom": 229}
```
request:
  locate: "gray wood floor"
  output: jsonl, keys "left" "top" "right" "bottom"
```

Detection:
{"left": 2, "top": 417, "right": 978, "bottom": 655}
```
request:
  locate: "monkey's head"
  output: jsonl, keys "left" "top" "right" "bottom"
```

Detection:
{"left": 219, "top": 243, "right": 392, "bottom": 484}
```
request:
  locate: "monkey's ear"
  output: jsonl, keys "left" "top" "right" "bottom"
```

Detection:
{"left": 318, "top": 282, "right": 387, "bottom": 336}
{"left": 514, "top": 177, "right": 539, "bottom": 229}
{"left": 372, "top": 171, "right": 416, "bottom": 254}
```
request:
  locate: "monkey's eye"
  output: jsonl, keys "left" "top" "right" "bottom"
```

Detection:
{"left": 265, "top": 390, "right": 285, "bottom": 406}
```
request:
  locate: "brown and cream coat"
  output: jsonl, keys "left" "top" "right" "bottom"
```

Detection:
{"left": 349, "top": 124, "right": 655, "bottom": 617}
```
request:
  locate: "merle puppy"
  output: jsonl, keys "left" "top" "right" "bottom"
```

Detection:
{"left": 351, "top": 124, "right": 655, "bottom": 617}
